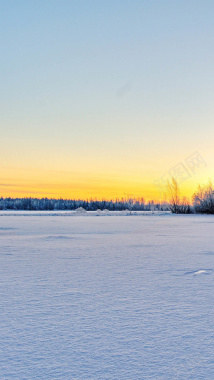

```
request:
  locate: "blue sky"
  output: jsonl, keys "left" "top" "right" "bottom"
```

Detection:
{"left": 1, "top": 1, "right": 214, "bottom": 198}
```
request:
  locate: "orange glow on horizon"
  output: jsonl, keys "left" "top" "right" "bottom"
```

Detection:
{"left": 0, "top": 154, "right": 210, "bottom": 202}
{"left": 0, "top": 173, "right": 199, "bottom": 202}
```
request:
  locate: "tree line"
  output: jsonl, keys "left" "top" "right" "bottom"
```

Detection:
{"left": 0, "top": 197, "right": 165, "bottom": 212}
{"left": 1, "top": 179, "right": 214, "bottom": 213}
{"left": 165, "top": 178, "right": 214, "bottom": 214}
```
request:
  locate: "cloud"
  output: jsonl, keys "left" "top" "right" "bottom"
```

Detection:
{"left": 0, "top": 183, "right": 17, "bottom": 187}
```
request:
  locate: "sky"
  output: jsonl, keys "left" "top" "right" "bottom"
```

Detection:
{"left": 1, "top": 0, "right": 214, "bottom": 200}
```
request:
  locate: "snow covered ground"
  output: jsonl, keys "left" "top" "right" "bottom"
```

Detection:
{"left": 1, "top": 213, "right": 214, "bottom": 379}
{"left": 0, "top": 210, "right": 171, "bottom": 217}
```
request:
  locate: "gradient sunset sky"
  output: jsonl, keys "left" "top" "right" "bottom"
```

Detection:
{"left": 1, "top": 1, "right": 214, "bottom": 200}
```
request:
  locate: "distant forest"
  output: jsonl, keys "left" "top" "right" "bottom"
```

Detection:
{"left": 0, "top": 197, "right": 164, "bottom": 212}
{"left": 1, "top": 179, "right": 214, "bottom": 214}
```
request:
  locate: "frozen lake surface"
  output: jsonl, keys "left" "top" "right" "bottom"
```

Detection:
{"left": 1, "top": 213, "right": 214, "bottom": 379}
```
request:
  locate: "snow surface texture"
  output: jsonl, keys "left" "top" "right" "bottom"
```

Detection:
{"left": 0, "top": 210, "right": 171, "bottom": 217}
{"left": 1, "top": 214, "right": 214, "bottom": 379}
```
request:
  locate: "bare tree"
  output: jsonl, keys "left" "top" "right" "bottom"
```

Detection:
{"left": 166, "top": 177, "right": 180, "bottom": 213}
{"left": 124, "top": 194, "right": 134, "bottom": 214}
{"left": 193, "top": 180, "right": 214, "bottom": 213}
